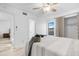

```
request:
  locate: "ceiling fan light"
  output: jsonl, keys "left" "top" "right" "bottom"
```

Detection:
{"left": 43, "top": 6, "right": 50, "bottom": 12}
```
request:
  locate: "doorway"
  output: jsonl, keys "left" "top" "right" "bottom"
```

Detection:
{"left": 0, "top": 11, "right": 14, "bottom": 53}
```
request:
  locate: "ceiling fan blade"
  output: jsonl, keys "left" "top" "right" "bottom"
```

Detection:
{"left": 51, "top": 8, "right": 56, "bottom": 12}
{"left": 32, "top": 7, "right": 41, "bottom": 10}
{"left": 52, "top": 3, "right": 57, "bottom": 5}
{"left": 47, "top": 3, "right": 57, "bottom": 7}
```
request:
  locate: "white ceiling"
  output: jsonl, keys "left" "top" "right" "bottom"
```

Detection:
{"left": 0, "top": 3, "right": 79, "bottom": 17}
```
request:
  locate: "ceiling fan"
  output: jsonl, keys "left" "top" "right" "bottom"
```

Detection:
{"left": 32, "top": 3, "right": 57, "bottom": 13}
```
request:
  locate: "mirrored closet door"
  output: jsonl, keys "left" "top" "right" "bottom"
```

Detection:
{"left": 64, "top": 15, "right": 79, "bottom": 39}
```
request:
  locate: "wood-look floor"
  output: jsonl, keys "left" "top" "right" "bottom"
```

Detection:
{"left": 0, "top": 38, "right": 25, "bottom": 56}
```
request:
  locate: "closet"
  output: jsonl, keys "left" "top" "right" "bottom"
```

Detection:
{"left": 64, "top": 14, "right": 79, "bottom": 39}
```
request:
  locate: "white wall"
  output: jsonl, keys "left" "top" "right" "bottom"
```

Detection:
{"left": 29, "top": 19, "right": 35, "bottom": 40}
{"left": 10, "top": 9, "right": 29, "bottom": 48}
{"left": 0, "top": 21, "right": 10, "bottom": 33}
{"left": 35, "top": 15, "right": 48, "bottom": 35}
{"left": 0, "top": 12, "right": 11, "bottom": 33}
{"left": 36, "top": 21, "right": 47, "bottom": 35}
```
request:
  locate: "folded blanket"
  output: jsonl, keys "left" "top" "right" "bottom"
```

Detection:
{"left": 28, "top": 37, "right": 40, "bottom": 56}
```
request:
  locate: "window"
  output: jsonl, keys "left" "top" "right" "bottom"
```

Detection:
{"left": 48, "top": 19, "right": 56, "bottom": 35}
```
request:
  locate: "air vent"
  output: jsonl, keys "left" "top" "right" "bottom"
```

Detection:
{"left": 22, "top": 12, "right": 27, "bottom": 16}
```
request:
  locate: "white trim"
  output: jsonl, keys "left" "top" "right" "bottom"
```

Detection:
{"left": 55, "top": 8, "right": 79, "bottom": 18}
{"left": 64, "top": 13, "right": 77, "bottom": 18}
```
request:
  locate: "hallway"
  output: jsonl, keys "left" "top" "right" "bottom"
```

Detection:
{"left": 0, "top": 38, "right": 25, "bottom": 56}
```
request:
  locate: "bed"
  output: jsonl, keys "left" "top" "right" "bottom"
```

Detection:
{"left": 26, "top": 36, "right": 79, "bottom": 56}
